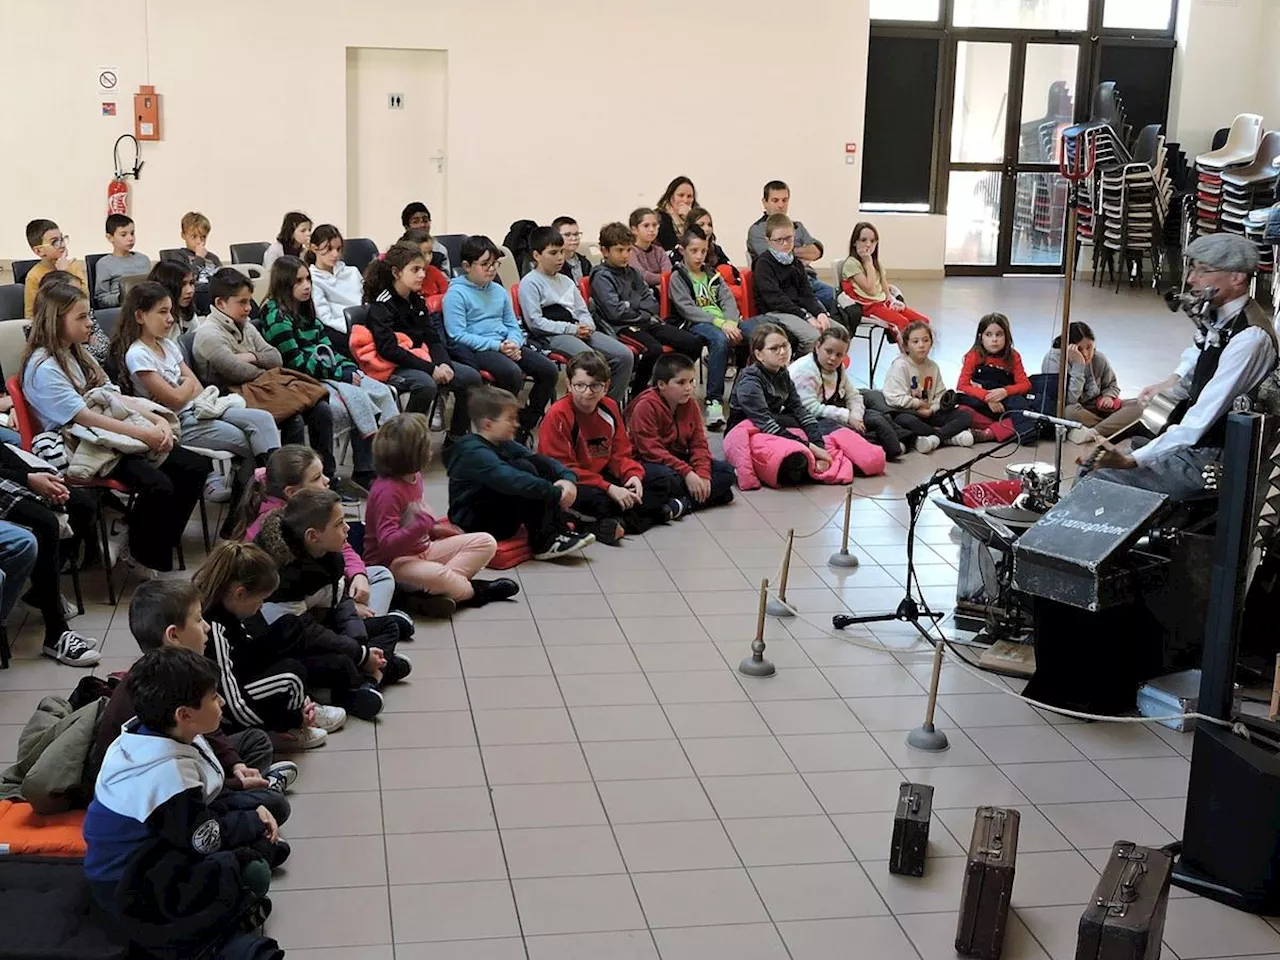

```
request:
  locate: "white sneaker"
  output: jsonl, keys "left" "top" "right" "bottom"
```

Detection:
{"left": 264, "top": 760, "right": 299, "bottom": 792}
{"left": 42, "top": 631, "right": 102, "bottom": 667}
{"left": 204, "top": 472, "right": 232, "bottom": 503}
{"left": 705, "top": 400, "right": 726, "bottom": 428}
{"left": 915, "top": 435, "right": 941, "bottom": 454}
{"left": 269, "top": 727, "right": 328, "bottom": 752}
{"left": 311, "top": 702, "right": 348, "bottom": 733}
{"left": 1068, "top": 426, "right": 1098, "bottom": 444}
{"left": 430, "top": 406, "right": 446, "bottom": 432}
{"left": 946, "top": 430, "right": 975, "bottom": 448}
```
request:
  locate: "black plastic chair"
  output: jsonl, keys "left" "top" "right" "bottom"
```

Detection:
{"left": 0, "top": 284, "right": 22, "bottom": 321}
{"left": 230, "top": 242, "right": 269, "bottom": 265}
{"left": 436, "top": 234, "right": 468, "bottom": 276}
{"left": 10, "top": 260, "right": 38, "bottom": 286}
{"left": 159, "top": 248, "right": 187, "bottom": 263}
{"left": 1132, "top": 124, "right": 1162, "bottom": 166}
{"left": 343, "top": 239, "right": 379, "bottom": 273}
{"left": 84, "top": 253, "right": 108, "bottom": 308}
{"left": 94, "top": 307, "right": 121, "bottom": 338}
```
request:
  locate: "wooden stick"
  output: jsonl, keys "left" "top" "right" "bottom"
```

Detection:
{"left": 922, "top": 642, "right": 945, "bottom": 728}
{"left": 778, "top": 530, "right": 795, "bottom": 603}
{"left": 1270, "top": 654, "right": 1280, "bottom": 721}
{"left": 839, "top": 487, "right": 853, "bottom": 554}
{"left": 755, "top": 578, "right": 770, "bottom": 644}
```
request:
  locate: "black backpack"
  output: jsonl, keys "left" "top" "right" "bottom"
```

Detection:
{"left": 502, "top": 220, "right": 539, "bottom": 277}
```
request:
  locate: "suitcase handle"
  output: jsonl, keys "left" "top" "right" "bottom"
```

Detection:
{"left": 1095, "top": 858, "right": 1148, "bottom": 916}
{"left": 977, "top": 808, "right": 1006, "bottom": 855}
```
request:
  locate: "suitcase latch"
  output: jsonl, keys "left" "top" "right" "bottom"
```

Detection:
{"left": 977, "top": 809, "right": 1005, "bottom": 856}
{"left": 907, "top": 792, "right": 921, "bottom": 814}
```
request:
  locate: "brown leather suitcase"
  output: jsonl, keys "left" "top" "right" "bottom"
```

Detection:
{"left": 956, "top": 806, "right": 1021, "bottom": 960}
{"left": 1075, "top": 841, "right": 1173, "bottom": 960}
{"left": 889, "top": 782, "right": 933, "bottom": 877}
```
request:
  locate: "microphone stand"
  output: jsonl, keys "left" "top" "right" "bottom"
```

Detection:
{"left": 833, "top": 434, "right": 1023, "bottom": 640}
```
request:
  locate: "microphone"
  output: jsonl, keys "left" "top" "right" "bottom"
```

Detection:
{"left": 1023, "top": 410, "right": 1085, "bottom": 430}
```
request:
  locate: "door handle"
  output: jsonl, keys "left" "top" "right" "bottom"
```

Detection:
{"left": 429, "top": 152, "right": 445, "bottom": 173}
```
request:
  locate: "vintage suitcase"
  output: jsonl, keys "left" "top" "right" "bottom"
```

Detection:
{"left": 956, "top": 806, "right": 1021, "bottom": 960}
{"left": 889, "top": 782, "right": 933, "bottom": 876}
{"left": 1076, "top": 841, "right": 1173, "bottom": 960}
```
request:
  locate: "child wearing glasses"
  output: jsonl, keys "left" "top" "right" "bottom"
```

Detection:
{"left": 23, "top": 219, "right": 86, "bottom": 317}
{"left": 538, "top": 351, "right": 681, "bottom": 544}
{"left": 552, "top": 217, "right": 594, "bottom": 283}
{"left": 442, "top": 235, "right": 559, "bottom": 443}
{"left": 750, "top": 213, "right": 840, "bottom": 354}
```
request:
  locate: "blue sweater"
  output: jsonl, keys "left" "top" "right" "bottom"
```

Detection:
{"left": 442, "top": 276, "right": 523, "bottom": 352}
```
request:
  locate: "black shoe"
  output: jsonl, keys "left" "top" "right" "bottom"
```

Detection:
{"left": 406, "top": 593, "right": 458, "bottom": 618}
{"left": 662, "top": 498, "right": 690, "bottom": 522}
{"left": 386, "top": 609, "right": 416, "bottom": 642}
{"left": 352, "top": 470, "right": 377, "bottom": 492}
{"left": 336, "top": 681, "right": 384, "bottom": 721}
{"left": 593, "top": 518, "right": 625, "bottom": 546}
{"left": 461, "top": 578, "right": 520, "bottom": 607}
{"left": 380, "top": 653, "right": 413, "bottom": 686}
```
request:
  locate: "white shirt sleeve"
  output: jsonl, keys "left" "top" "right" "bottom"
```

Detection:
{"left": 1132, "top": 327, "right": 1276, "bottom": 466}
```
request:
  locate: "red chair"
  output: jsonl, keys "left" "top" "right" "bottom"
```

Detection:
{"left": 740, "top": 268, "right": 756, "bottom": 318}
{"left": 426, "top": 294, "right": 445, "bottom": 314}
{"left": 658, "top": 273, "right": 671, "bottom": 318}
{"left": 718, "top": 265, "right": 750, "bottom": 319}
{"left": 577, "top": 277, "right": 591, "bottom": 303}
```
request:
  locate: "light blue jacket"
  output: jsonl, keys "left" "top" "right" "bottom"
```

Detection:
{"left": 442, "top": 275, "right": 523, "bottom": 352}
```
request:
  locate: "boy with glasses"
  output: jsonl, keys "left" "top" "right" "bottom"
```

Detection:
{"left": 751, "top": 213, "right": 841, "bottom": 352}
{"left": 552, "top": 216, "right": 593, "bottom": 283}
{"left": 538, "top": 351, "right": 681, "bottom": 544}
{"left": 443, "top": 235, "right": 559, "bottom": 442}
{"left": 23, "top": 219, "right": 85, "bottom": 316}
{"left": 401, "top": 202, "right": 451, "bottom": 274}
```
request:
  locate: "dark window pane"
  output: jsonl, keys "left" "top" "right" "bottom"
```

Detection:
{"left": 861, "top": 36, "right": 941, "bottom": 206}
{"left": 1097, "top": 43, "right": 1175, "bottom": 135}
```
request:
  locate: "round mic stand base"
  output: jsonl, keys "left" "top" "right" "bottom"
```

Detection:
{"left": 905, "top": 723, "right": 950, "bottom": 752}
{"left": 828, "top": 549, "right": 860, "bottom": 568}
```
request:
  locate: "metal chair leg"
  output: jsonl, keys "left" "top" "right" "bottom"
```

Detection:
{"left": 198, "top": 495, "right": 211, "bottom": 552}
{"left": 67, "top": 539, "right": 85, "bottom": 617}
{"left": 98, "top": 498, "right": 118, "bottom": 607}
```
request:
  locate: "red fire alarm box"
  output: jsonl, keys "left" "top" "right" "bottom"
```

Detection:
{"left": 134, "top": 85, "right": 161, "bottom": 141}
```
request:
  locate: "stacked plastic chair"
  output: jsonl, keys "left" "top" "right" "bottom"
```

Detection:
{"left": 1193, "top": 113, "right": 1265, "bottom": 238}
{"left": 1221, "top": 129, "right": 1280, "bottom": 275}
{"left": 1013, "top": 82, "right": 1074, "bottom": 263}
{"left": 1064, "top": 83, "right": 1132, "bottom": 274}
{"left": 1094, "top": 124, "right": 1171, "bottom": 291}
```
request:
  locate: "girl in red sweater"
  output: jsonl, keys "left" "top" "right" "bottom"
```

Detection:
{"left": 364, "top": 413, "right": 518, "bottom": 614}
{"left": 956, "top": 313, "right": 1038, "bottom": 444}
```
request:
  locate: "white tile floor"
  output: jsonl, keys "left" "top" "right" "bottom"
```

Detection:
{"left": 2, "top": 277, "right": 1277, "bottom": 958}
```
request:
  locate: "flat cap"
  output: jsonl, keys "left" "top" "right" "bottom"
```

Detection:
{"left": 1185, "top": 233, "right": 1259, "bottom": 274}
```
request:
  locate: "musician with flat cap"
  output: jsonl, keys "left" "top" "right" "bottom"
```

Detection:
{"left": 1088, "top": 233, "right": 1276, "bottom": 500}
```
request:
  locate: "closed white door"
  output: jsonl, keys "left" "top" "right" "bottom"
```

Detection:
{"left": 346, "top": 47, "right": 447, "bottom": 249}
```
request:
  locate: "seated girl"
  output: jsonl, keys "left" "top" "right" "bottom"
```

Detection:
{"left": 109, "top": 281, "right": 283, "bottom": 535}
{"left": 788, "top": 326, "right": 896, "bottom": 467}
{"left": 236, "top": 444, "right": 396, "bottom": 619}
{"left": 147, "top": 259, "right": 198, "bottom": 336}
{"left": 37, "top": 269, "right": 110, "bottom": 362}
{"left": 21, "top": 280, "right": 209, "bottom": 575}
{"left": 307, "top": 224, "right": 364, "bottom": 336}
{"left": 263, "top": 211, "right": 311, "bottom": 271}
{"left": 1042, "top": 321, "right": 1141, "bottom": 441}
{"left": 841, "top": 221, "right": 930, "bottom": 339}
{"left": 725, "top": 323, "right": 863, "bottom": 489}
{"left": 399, "top": 228, "right": 451, "bottom": 299}
{"left": 262, "top": 256, "right": 398, "bottom": 493}
{"left": 883, "top": 321, "right": 974, "bottom": 454}
{"left": 364, "top": 412, "right": 518, "bottom": 615}
{"left": 955, "top": 313, "right": 1038, "bottom": 444}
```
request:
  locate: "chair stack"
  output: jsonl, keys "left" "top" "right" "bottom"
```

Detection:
{"left": 1092, "top": 124, "right": 1171, "bottom": 290}
{"left": 1063, "top": 84, "right": 1133, "bottom": 273}
{"left": 1220, "top": 130, "right": 1280, "bottom": 277}
{"left": 1193, "top": 114, "right": 1265, "bottom": 239}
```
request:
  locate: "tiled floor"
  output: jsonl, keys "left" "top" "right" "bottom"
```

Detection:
{"left": 3, "top": 277, "right": 1278, "bottom": 959}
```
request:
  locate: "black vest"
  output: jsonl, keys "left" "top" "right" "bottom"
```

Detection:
{"left": 1181, "top": 300, "right": 1278, "bottom": 449}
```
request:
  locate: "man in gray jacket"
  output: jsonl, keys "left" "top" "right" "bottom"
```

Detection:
{"left": 746, "top": 180, "right": 836, "bottom": 311}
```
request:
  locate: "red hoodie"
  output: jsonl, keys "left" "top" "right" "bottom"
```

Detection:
{"left": 539, "top": 395, "right": 643, "bottom": 491}
{"left": 625, "top": 387, "right": 712, "bottom": 479}
{"left": 957, "top": 348, "right": 1031, "bottom": 400}
{"left": 423, "top": 264, "right": 450, "bottom": 299}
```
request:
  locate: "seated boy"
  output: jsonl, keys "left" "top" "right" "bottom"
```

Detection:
{"left": 746, "top": 180, "right": 837, "bottom": 310}
{"left": 95, "top": 214, "right": 152, "bottom": 307}
{"left": 518, "top": 226, "right": 634, "bottom": 404}
{"left": 83, "top": 646, "right": 289, "bottom": 960}
{"left": 443, "top": 385, "right": 594, "bottom": 560}
{"left": 589, "top": 222, "right": 703, "bottom": 389}
{"left": 170, "top": 211, "right": 222, "bottom": 284}
{"left": 443, "top": 235, "right": 559, "bottom": 443}
{"left": 751, "top": 213, "right": 842, "bottom": 353}
{"left": 22, "top": 218, "right": 86, "bottom": 317}
{"left": 401, "top": 201, "right": 451, "bottom": 274}
{"left": 194, "top": 267, "right": 336, "bottom": 482}
{"left": 90, "top": 580, "right": 296, "bottom": 828}
{"left": 668, "top": 224, "right": 763, "bottom": 428}
{"left": 254, "top": 489, "right": 413, "bottom": 721}
{"left": 539, "top": 352, "right": 681, "bottom": 543}
{"left": 553, "top": 216, "right": 593, "bottom": 283}
{"left": 627, "top": 353, "right": 736, "bottom": 513}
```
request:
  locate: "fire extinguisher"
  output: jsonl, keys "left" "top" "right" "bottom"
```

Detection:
{"left": 108, "top": 134, "right": 144, "bottom": 217}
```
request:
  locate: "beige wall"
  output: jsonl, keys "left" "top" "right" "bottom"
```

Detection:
{"left": 2, "top": 0, "right": 871, "bottom": 272}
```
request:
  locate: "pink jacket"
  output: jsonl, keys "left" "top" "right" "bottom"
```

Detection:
{"left": 722, "top": 420, "right": 852, "bottom": 489}
{"left": 245, "top": 494, "right": 368, "bottom": 581}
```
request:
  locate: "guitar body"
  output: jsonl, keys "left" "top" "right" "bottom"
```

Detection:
{"left": 1139, "top": 389, "right": 1187, "bottom": 436}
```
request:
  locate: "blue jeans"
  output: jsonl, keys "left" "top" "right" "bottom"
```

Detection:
{"left": 0, "top": 521, "right": 37, "bottom": 625}
{"left": 0, "top": 427, "right": 20, "bottom": 448}
{"left": 687, "top": 322, "right": 730, "bottom": 405}
{"left": 808, "top": 276, "right": 836, "bottom": 312}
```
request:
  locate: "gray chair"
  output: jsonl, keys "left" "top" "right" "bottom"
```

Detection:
{"left": 159, "top": 248, "right": 187, "bottom": 263}
{"left": 93, "top": 308, "right": 121, "bottom": 338}
{"left": 343, "top": 239, "right": 379, "bottom": 274}
{"left": 343, "top": 305, "right": 371, "bottom": 335}
{"left": 436, "top": 235, "right": 468, "bottom": 276}
{"left": 11, "top": 260, "right": 38, "bottom": 286}
{"left": 230, "top": 242, "right": 269, "bottom": 265}
{"left": 0, "top": 285, "right": 22, "bottom": 321}
{"left": 85, "top": 253, "right": 108, "bottom": 307}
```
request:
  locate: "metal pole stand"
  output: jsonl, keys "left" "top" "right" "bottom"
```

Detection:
{"left": 740, "top": 578, "right": 777, "bottom": 678}
{"left": 828, "top": 487, "right": 860, "bottom": 569}
{"left": 905, "top": 641, "right": 950, "bottom": 752}
{"left": 766, "top": 529, "right": 797, "bottom": 618}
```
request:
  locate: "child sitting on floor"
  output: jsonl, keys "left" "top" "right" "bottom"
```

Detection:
{"left": 365, "top": 412, "right": 520, "bottom": 615}
{"left": 1041, "top": 321, "right": 1141, "bottom": 442}
{"left": 883, "top": 321, "right": 974, "bottom": 453}
{"left": 956, "top": 312, "right": 1038, "bottom": 444}
{"left": 194, "top": 540, "right": 345, "bottom": 753}
{"left": 254, "top": 489, "right": 414, "bottom": 722}
{"left": 788, "top": 326, "right": 896, "bottom": 467}
{"left": 83, "top": 647, "right": 288, "bottom": 960}
{"left": 539, "top": 351, "right": 681, "bottom": 543}
{"left": 443, "top": 386, "right": 595, "bottom": 561}
{"left": 626, "top": 353, "right": 736, "bottom": 512}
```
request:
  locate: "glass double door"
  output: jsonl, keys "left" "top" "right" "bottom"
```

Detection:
{"left": 944, "top": 38, "right": 1081, "bottom": 274}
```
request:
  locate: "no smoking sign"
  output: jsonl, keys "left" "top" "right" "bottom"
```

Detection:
{"left": 97, "top": 67, "right": 119, "bottom": 95}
